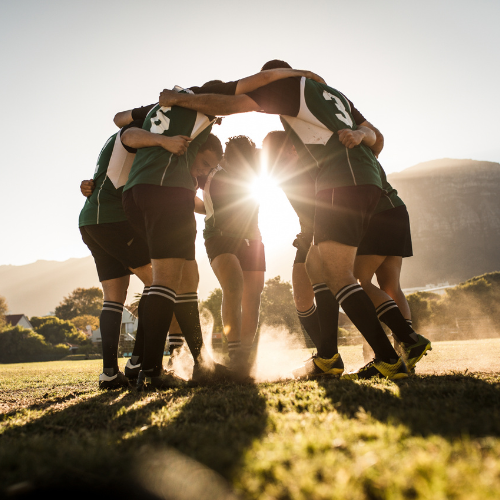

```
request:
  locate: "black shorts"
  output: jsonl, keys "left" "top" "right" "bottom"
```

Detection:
{"left": 80, "top": 221, "right": 150, "bottom": 282}
{"left": 293, "top": 232, "right": 313, "bottom": 265}
{"left": 122, "top": 184, "right": 196, "bottom": 260}
{"left": 314, "top": 185, "right": 381, "bottom": 247}
{"left": 205, "top": 236, "right": 266, "bottom": 272}
{"left": 357, "top": 205, "right": 413, "bottom": 257}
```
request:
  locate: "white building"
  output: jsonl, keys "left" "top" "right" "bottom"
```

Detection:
{"left": 5, "top": 314, "right": 34, "bottom": 330}
{"left": 91, "top": 307, "right": 138, "bottom": 342}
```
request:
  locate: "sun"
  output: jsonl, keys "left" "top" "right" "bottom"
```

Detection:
{"left": 249, "top": 172, "right": 278, "bottom": 204}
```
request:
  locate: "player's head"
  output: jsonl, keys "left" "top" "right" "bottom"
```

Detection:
{"left": 261, "top": 60, "right": 292, "bottom": 71}
{"left": 201, "top": 80, "right": 224, "bottom": 87}
{"left": 262, "top": 130, "right": 297, "bottom": 178}
{"left": 224, "top": 135, "right": 259, "bottom": 178}
{"left": 191, "top": 133, "right": 223, "bottom": 178}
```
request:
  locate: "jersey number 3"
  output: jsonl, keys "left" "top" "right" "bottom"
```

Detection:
{"left": 323, "top": 91, "right": 353, "bottom": 128}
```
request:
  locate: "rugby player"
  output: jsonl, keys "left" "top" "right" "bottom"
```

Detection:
{"left": 262, "top": 89, "right": 380, "bottom": 360}
{"left": 157, "top": 61, "right": 410, "bottom": 380}
{"left": 116, "top": 69, "right": 327, "bottom": 389}
{"left": 202, "top": 136, "right": 265, "bottom": 378}
{"left": 263, "top": 132, "right": 432, "bottom": 377}
{"left": 79, "top": 113, "right": 190, "bottom": 389}
{"left": 353, "top": 162, "right": 432, "bottom": 373}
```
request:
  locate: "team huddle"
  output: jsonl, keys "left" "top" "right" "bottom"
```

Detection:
{"left": 78, "top": 60, "right": 432, "bottom": 390}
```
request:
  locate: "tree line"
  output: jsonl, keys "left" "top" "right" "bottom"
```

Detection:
{"left": 2, "top": 272, "right": 499, "bottom": 363}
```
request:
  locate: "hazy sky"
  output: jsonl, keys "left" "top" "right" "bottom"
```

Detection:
{"left": 1, "top": 0, "right": 499, "bottom": 282}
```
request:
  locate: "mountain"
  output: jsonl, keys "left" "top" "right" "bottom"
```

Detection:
{"left": 2, "top": 158, "right": 499, "bottom": 316}
{"left": 390, "top": 159, "right": 500, "bottom": 288}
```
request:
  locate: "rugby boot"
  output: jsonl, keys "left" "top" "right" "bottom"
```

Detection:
{"left": 124, "top": 359, "right": 141, "bottom": 380}
{"left": 293, "top": 353, "right": 344, "bottom": 379}
{"left": 99, "top": 371, "right": 130, "bottom": 390}
{"left": 398, "top": 333, "right": 432, "bottom": 372}
{"left": 136, "top": 368, "right": 188, "bottom": 391}
{"left": 228, "top": 349, "right": 255, "bottom": 382}
{"left": 191, "top": 360, "right": 231, "bottom": 385}
{"left": 342, "top": 357, "right": 408, "bottom": 380}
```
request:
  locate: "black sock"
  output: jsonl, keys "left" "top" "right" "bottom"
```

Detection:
{"left": 131, "top": 286, "right": 149, "bottom": 365}
{"left": 141, "top": 285, "right": 176, "bottom": 375}
{"left": 313, "top": 283, "right": 339, "bottom": 358}
{"left": 228, "top": 340, "right": 241, "bottom": 360}
{"left": 297, "top": 305, "right": 320, "bottom": 349}
{"left": 174, "top": 292, "right": 204, "bottom": 363}
{"left": 336, "top": 284, "right": 397, "bottom": 363}
{"left": 376, "top": 300, "right": 417, "bottom": 344}
{"left": 168, "top": 332, "right": 184, "bottom": 356}
{"left": 100, "top": 301, "right": 124, "bottom": 374}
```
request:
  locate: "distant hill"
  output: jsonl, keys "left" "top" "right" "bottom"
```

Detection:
{"left": 0, "top": 255, "right": 218, "bottom": 318}
{"left": 2, "top": 158, "right": 499, "bottom": 316}
{"left": 390, "top": 159, "right": 500, "bottom": 288}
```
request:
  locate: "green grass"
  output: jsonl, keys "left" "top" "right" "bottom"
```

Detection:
{"left": 1, "top": 341, "right": 500, "bottom": 499}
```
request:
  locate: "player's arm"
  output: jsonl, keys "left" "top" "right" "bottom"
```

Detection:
{"left": 114, "top": 103, "right": 156, "bottom": 128}
{"left": 194, "top": 196, "right": 206, "bottom": 215}
{"left": 114, "top": 110, "right": 133, "bottom": 127}
{"left": 80, "top": 179, "right": 95, "bottom": 197}
{"left": 159, "top": 91, "right": 261, "bottom": 116}
{"left": 358, "top": 120, "right": 384, "bottom": 157}
{"left": 235, "top": 68, "right": 325, "bottom": 94}
{"left": 337, "top": 125, "right": 376, "bottom": 149}
{"left": 121, "top": 128, "right": 191, "bottom": 156}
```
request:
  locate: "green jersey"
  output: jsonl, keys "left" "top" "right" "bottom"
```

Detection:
{"left": 374, "top": 161, "right": 405, "bottom": 214}
{"left": 247, "top": 77, "right": 382, "bottom": 192}
{"left": 79, "top": 129, "right": 136, "bottom": 227}
{"left": 203, "top": 166, "right": 261, "bottom": 240}
{"left": 124, "top": 102, "right": 214, "bottom": 192}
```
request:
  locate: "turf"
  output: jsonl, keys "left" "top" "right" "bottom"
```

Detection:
{"left": 1, "top": 340, "right": 500, "bottom": 499}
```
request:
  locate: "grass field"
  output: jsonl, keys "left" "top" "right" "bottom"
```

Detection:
{"left": 1, "top": 339, "right": 500, "bottom": 499}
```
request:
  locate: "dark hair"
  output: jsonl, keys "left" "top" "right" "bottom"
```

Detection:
{"left": 262, "top": 130, "right": 293, "bottom": 174}
{"left": 260, "top": 59, "right": 292, "bottom": 71}
{"left": 224, "top": 135, "right": 259, "bottom": 174}
{"left": 201, "top": 79, "right": 225, "bottom": 88}
{"left": 199, "top": 133, "right": 223, "bottom": 161}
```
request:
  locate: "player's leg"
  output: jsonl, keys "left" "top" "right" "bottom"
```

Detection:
{"left": 355, "top": 204, "right": 431, "bottom": 371}
{"left": 314, "top": 185, "right": 406, "bottom": 380}
{"left": 139, "top": 257, "right": 184, "bottom": 376}
{"left": 375, "top": 256, "right": 431, "bottom": 370}
{"left": 80, "top": 225, "right": 133, "bottom": 389}
{"left": 306, "top": 244, "right": 340, "bottom": 356}
{"left": 125, "top": 263, "right": 152, "bottom": 378}
{"left": 241, "top": 271, "right": 264, "bottom": 346}
{"left": 100, "top": 275, "right": 130, "bottom": 380}
{"left": 210, "top": 253, "right": 244, "bottom": 359}
{"left": 173, "top": 259, "right": 204, "bottom": 365}
{"left": 355, "top": 254, "right": 415, "bottom": 343}
{"left": 318, "top": 240, "right": 402, "bottom": 366}
{"left": 354, "top": 254, "right": 393, "bottom": 362}
{"left": 123, "top": 184, "right": 194, "bottom": 389}
{"left": 290, "top": 235, "right": 321, "bottom": 348}
{"left": 376, "top": 256, "right": 410, "bottom": 319}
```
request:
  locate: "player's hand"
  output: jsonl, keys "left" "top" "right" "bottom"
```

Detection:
{"left": 159, "top": 135, "right": 191, "bottom": 155}
{"left": 159, "top": 89, "right": 180, "bottom": 107}
{"left": 304, "top": 71, "right": 326, "bottom": 85}
{"left": 338, "top": 129, "right": 364, "bottom": 149}
{"left": 80, "top": 179, "right": 95, "bottom": 197}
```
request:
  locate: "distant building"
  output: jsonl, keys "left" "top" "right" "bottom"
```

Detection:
{"left": 91, "top": 307, "right": 138, "bottom": 343}
{"left": 5, "top": 314, "right": 33, "bottom": 330}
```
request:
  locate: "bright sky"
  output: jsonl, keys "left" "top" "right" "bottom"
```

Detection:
{"left": 1, "top": 0, "right": 499, "bottom": 297}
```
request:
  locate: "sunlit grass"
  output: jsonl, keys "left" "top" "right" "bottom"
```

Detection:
{"left": 1, "top": 342, "right": 500, "bottom": 498}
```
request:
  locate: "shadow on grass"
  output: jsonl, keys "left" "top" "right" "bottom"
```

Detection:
{"left": 318, "top": 373, "right": 500, "bottom": 438}
{"left": 0, "top": 382, "right": 268, "bottom": 496}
